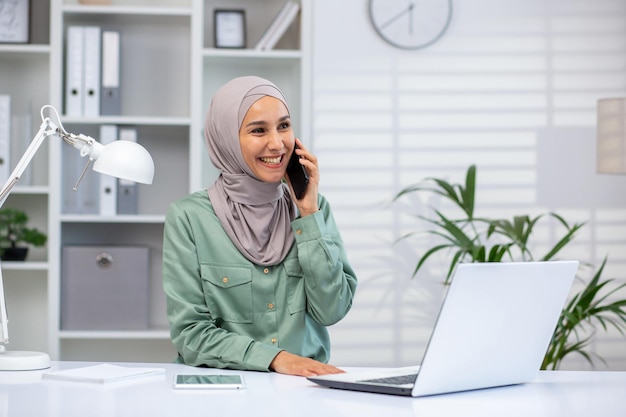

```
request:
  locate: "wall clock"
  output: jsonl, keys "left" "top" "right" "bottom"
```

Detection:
{"left": 368, "top": 0, "right": 453, "bottom": 50}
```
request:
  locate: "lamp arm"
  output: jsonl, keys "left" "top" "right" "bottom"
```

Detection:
{"left": 0, "top": 112, "right": 63, "bottom": 346}
{"left": 0, "top": 104, "right": 153, "bottom": 348}
{"left": 0, "top": 265, "right": 7, "bottom": 345}
{"left": 0, "top": 272, "right": 7, "bottom": 345}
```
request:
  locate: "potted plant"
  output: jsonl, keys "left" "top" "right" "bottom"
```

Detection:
{"left": 393, "top": 165, "right": 626, "bottom": 370}
{"left": 0, "top": 208, "right": 47, "bottom": 261}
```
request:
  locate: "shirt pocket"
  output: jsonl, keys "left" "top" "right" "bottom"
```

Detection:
{"left": 283, "top": 258, "right": 306, "bottom": 315}
{"left": 201, "top": 263, "right": 253, "bottom": 323}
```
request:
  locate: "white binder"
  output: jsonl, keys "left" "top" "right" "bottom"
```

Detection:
{"left": 83, "top": 26, "right": 102, "bottom": 117}
{"left": 117, "top": 127, "right": 138, "bottom": 214}
{"left": 65, "top": 26, "right": 85, "bottom": 116}
{"left": 98, "top": 125, "right": 118, "bottom": 216}
{"left": 101, "top": 30, "right": 121, "bottom": 115}
{"left": 0, "top": 95, "right": 10, "bottom": 186}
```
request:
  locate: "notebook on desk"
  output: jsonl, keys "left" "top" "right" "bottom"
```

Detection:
{"left": 308, "top": 260, "right": 579, "bottom": 397}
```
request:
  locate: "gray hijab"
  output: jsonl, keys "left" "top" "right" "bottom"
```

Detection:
{"left": 205, "top": 76, "right": 295, "bottom": 266}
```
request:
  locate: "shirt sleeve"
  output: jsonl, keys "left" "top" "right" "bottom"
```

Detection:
{"left": 291, "top": 196, "right": 358, "bottom": 326}
{"left": 162, "top": 201, "right": 282, "bottom": 371}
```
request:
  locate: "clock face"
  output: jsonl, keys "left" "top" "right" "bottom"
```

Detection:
{"left": 369, "top": 0, "right": 452, "bottom": 50}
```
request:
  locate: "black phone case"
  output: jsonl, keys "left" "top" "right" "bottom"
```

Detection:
{"left": 286, "top": 148, "right": 309, "bottom": 199}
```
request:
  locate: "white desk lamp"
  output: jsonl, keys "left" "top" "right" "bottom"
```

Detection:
{"left": 0, "top": 105, "right": 154, "bottom": 371}
{"left": 597, "top": 97, "right": 626, "bottom": 174}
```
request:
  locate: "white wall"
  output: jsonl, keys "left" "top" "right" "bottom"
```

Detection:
{"left": 311, "top": 0, "right": 626, "bottom": 370}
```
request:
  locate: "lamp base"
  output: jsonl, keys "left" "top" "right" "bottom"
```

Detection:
{"left": 0, "top": 350, "right": 51, "bottom": 371}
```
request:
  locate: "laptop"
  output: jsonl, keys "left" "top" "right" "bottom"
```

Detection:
{"left": 308, "top": 260, "right": 579, "bottom": 397}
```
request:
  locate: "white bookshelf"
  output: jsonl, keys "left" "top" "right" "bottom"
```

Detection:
{"left": 0, "top": 0, "right": 310, "bottom": 362}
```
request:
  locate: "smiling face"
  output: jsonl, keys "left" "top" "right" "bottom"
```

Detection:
{"left": 239, "top": 96, "right": 295, "bottom": 183}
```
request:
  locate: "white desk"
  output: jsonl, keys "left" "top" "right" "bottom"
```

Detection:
{"left": 1, "top": 362, "right": 625, "bottom": 416}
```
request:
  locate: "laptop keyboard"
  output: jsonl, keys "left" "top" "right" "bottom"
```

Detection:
{"left": 358, "top": 373, "right": 418, "bottom": 386}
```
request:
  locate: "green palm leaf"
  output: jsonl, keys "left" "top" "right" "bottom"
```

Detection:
{"left": 392, "top": 165, "right": 626, "bottom": 370}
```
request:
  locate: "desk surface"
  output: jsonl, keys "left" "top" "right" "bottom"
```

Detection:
{"left": 1, "top": 361, "right": 626, "bottom": 417}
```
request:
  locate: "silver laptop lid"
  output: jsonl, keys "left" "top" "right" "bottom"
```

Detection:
{"left": 412, "top": 260, "right": 578, "bottom": 397}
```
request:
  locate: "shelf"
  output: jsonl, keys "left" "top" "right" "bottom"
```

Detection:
{"left": 61, "top": 7, "right": 192, "bottom": 119}
{"left": 59, "top": 115, "right": 191, "bottom": 126}
{"left": 0, "top": 0, "right": 309, "bottom": 362}
{"left": 1, "top": 261, "right": 49, "bottom": 271}
{"left": 62, "top": 5, "right": 192, "bottom": 17}
{"left": 60, "top": 214, "right": 165, "bottom": 223}
{"left": 59, "top": 329, "right": 171, "bottom": 340}
{"left": 11, "top": 186, "right": 51, "bottom": 195}
{"left": 0, "top": 44, "right": 51, "bottom": 55}
{"left": 202, "top": 48, "right": 302, "bottom": 60}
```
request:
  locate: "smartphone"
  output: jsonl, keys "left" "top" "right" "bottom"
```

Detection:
{"left": 286, "top": 145, "right": 309, "bottom": 200}
{"left": 173, "top": 374, "right": 245, "bottom": 390}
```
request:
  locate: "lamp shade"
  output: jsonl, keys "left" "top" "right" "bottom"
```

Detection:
{"left": 597, "top": 97, "right": 626, "bottom": 175}
{"left": 93, "top": 140, "right": 155, "bottom": 184}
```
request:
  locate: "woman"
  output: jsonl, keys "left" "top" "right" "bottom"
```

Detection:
{"left": 162, "top": 76, "right": 357, "bottom": 377}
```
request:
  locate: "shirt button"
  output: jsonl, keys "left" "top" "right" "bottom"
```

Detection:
{"left": 222, "top": 277, "right": 229, "bottom": 283}
{"left": 263, "top": 268, "right": 269, "bottom": 274}
{"left": 268, "top": 303, "right": 274, "bottom": 309}
{"left": 296, "top": 229, "right": 302, "bottom": 235}
{"left": 271, "top": 338, "right": 277, "bottom": 344}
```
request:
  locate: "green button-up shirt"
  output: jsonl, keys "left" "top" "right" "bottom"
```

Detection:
{"left": 162, "top": 190, "right": 357, "bottom": 371}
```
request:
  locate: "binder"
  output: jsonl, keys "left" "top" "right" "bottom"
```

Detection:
{"left": 83, "top": 26, "right": 102, "bottom": 117}
{"left": 10, "top": 108, "right": 33, "bottom": 185}
{"left": 65, "top": 26, "right": 85, "bottom": 116}
{"left": 101, "top": 30, "right": 121, "bottom": 115}
{"left": 61, "top": 141, "right": 81, "bottom": 214}
{"left": 117, "top": 127, "right": 138, "bottom": 214}
{"left": 61, "top": 141, "right": 100, "bottom": 214}
{"left": 61, "top": 118, "right": 100, "bottom": 214}
{"left": 255, "top": 1, "right": 300, "bottom": 50}
{"left": 98, "top": 125, "right": 118, "bottom": 215}
{"left": 0, "top": 95, "right": 10, "bottom": 186}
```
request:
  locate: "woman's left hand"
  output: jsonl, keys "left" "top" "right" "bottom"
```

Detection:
{"left": 287, "top": 138, "right": 319, "bottom": 217}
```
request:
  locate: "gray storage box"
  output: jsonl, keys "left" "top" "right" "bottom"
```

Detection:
{"left": 61, "top": 246, "right": 150, "bottom": 330}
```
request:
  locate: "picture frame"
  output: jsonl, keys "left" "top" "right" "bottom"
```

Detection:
{"left": 214, "top": 9, "right": 246, "bottom": 49}
{"left": 0, "top": 0, "right": 30, "bottom": 43}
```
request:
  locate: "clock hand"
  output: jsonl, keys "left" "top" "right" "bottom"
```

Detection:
{"left": 379, "top": 2, "right": 415, "bottom": 31}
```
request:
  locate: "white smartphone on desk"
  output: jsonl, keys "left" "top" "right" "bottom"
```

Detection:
{"left": 173, "top": 374, "right": 245, "bottom": 389}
